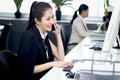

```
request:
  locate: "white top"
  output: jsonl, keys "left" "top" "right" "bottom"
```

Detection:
{"left": 69, "top": 15, "right": 91, "bottom": 44}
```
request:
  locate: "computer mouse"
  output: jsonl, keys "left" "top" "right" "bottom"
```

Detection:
{"left": 66, "top": 72, "right": 75, "bottom": 79}
{"left": 94, "top": 47, "right": 102, "bottom": 50}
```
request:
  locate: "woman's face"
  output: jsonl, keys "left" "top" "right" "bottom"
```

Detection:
{"left": 84, "top": 9, "right": 89, "bottom": 17}
{"left": 81, "top": 9, "right": 89, "bottom": 18}
{"left": 36, "top": 8, "right": 55, "bottom": 33}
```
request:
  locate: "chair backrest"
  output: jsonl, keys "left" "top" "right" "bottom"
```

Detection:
{"left": 6, "top": 20, "right": 28, "bottom": 53}
{"left": 0, "top": 50, "right": 17, "bottom": 80}
{"left": 0, "top": 24, "right": 11, "bottom": 51}
{"left": 60, "top": 23, "right": 72, "bottom": 54}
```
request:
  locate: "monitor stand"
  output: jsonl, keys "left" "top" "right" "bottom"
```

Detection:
{"left": 113, "top": 34, "right": 120, "bottom": 49}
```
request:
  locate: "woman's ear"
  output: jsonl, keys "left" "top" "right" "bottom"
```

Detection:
{"left": 34, "top": 18, "right": 38, "bottom": 23}
{"left": 34, "top": 18, "right": 41, "bottom": 24}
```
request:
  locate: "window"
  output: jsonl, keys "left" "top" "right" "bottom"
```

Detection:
{"left": 0, "top": 0, "right": 116, "bottom": 18}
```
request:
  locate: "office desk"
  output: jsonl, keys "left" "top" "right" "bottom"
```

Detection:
{"left": 40, "top": 34, "right": 120, "bottom": 80}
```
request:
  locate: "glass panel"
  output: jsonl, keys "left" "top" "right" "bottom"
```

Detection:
{"left": 0, "top": 0, "right": 117, "bottom": 17}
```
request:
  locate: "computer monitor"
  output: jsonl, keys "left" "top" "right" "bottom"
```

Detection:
{"left": 101, "top": 3, "right": 120, "bottom": 59}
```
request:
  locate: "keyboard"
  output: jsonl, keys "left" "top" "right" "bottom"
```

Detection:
{"left": 89, "top": 40, "right": 104, "bottom": 50}
{"left": 63, "top": 59, "right": 81, "bottom": 72}
{"left": 63, "top": 66, "right": 73, "bottom": 72}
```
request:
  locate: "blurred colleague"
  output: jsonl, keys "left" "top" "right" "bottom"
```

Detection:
{"left": 68, "top": 4, "right": 89, "bottom": 52}
{"left": 101, "top": 12, "right": 112, "bottom": 31}
{"left": 17, "top": 1, "right": 73, "bottom": 80}
{"left": 68, "top": 4, "right": 104, "bottom": 52}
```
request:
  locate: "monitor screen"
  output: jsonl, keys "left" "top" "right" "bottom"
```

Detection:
{"left": 101, "top": 3, "right": 120, "bottom": 60}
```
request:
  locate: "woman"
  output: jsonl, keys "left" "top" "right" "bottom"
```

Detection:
{"left": 17, "top": 1, "right": 72, "bottom": 80}
{"left": 67, "top": 4, "right": 90, "bottom": 52}
{"left": 68, "top": 4, "right": 104, "bottom": 52}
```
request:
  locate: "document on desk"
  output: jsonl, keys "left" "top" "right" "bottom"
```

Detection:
{"left": 74, "top": 71, "right": 120, "bottom": 80}
{"left": 89, "top": 33, "right": 105, "bottom": 41}
{"left": 71, "top": 61, "right": 120, "bottom": 75}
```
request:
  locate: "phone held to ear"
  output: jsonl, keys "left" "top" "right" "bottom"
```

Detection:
{"left": 52, "top": 24, "right": 56, "bottom": 31}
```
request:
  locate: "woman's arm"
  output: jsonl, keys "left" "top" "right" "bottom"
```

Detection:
{"left": 34, "top": 61, "right": 73, "bottom": 73}
{"left": 49, "top": 23, "right": 65, "bottom": 61}
{"left": 74, "top": 20, "right": 90, "bottom": 37}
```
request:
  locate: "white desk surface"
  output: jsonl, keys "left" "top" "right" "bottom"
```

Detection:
{"left": 40, "top": 34, "right": 120, "bottom": 80}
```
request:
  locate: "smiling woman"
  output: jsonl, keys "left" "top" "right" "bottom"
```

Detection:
{"left": 16, "top": 1, "right": 73, "bottom": 80}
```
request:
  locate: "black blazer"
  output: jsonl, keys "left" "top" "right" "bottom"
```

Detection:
{"left": 17, "top": 25, "right": 55, "bottom": 80}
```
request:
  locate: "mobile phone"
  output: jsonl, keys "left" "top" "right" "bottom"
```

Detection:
{"left": 52, "top": 24, "right": 56, "bottom": 31}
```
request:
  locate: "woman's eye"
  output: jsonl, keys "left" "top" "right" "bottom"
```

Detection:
{"left": 47, "top": 18, "right": 50, "bottom": 20}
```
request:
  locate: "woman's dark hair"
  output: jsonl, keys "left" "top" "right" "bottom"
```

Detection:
{"left": 71, "top": 4, "right": 88, "bottom": 24}
{"left": 27, "top": 1, "right": 52, "bottom": 30}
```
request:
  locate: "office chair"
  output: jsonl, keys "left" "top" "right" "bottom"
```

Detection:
{"left": 6, "top": 20, "right": 28, "bottom": 53}
{"left": 0, "top": 50, "right": 17, "bottom": 80}
{"left": 0, "top": 24, "right": 11, "bottom": 51}
{"left": 48, "top": 31, "right": 57, "bottom": 47}
{"left": 60, "top": 23, "right": 72, "bottom": 54}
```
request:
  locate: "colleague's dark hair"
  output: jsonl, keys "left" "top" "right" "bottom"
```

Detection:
{"left": 27, "top": 1, "right": 52, "bottom": 30}
{"left": 71, "top": 4, "right": 88, "bottom": 24}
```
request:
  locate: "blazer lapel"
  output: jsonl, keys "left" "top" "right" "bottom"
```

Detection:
{"left": 79, "top": 15, "right": 88, "bottom": 31}
{"left": 31, "top": 26, "right": 46, "bottom": 52}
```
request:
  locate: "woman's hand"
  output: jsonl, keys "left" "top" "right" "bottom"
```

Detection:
{"left": 34, "top": 61, "right": 73, "bottom": 73}
{"left": 51, "top": 61, "right": 73, "bottom": 68}
{"left": 96, "top": 31, "right": 105, "bottom": 34}
{"left": 53, "top": 23, "right": 61, "bottom": 35}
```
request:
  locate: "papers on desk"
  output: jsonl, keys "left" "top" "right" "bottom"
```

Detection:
{"left": 74, "top": 71, "right": 120, "bottom": 80}
{"left": 89, "top": 33, "right": 105, "bottom": 41}
{"left": 71, "top": 61, "right": 120, "bottom": 75}
{"left": 72, "top": 61, "right": 120, "bottom": 80}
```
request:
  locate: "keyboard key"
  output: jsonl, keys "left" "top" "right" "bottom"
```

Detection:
{"left": 63, "top": 59, "right": 81, "bottom": 72}
{"left": 63, "top": 66, "right": 73, "bottom": 72}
